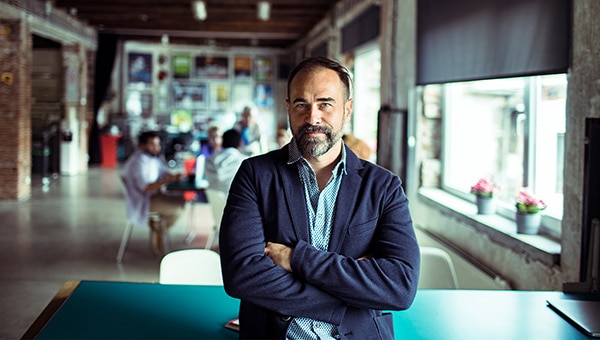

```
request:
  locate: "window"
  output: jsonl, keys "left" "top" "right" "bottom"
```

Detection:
{"left": 441, "top": 74, "right": 566, "bottom": 236}
{"left": 350, "top": 43, "right": 380, "bottom": 161}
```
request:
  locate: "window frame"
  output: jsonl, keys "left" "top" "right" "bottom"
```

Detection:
{"left": 439, "top": 75, "right": 565, "bottom": 238}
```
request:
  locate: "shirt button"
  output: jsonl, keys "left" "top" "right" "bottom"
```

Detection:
{"left": 281, "top": 315, "right": 291, "bottom": 322}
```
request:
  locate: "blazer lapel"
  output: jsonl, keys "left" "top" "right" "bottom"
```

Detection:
{"left": 328, "top": 154, "right": 362, "bottom": 252}
{"left": 328, "top": 171, "right": 361, "bottom": 252}
{"left": 279, "top": 162, "right": 311, "bottom": 243}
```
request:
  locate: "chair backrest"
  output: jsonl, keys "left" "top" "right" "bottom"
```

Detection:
{"left": 418, "top": 246, "right": 460, "bottom": 289}
{"left": 159, "top": 249, "right": 223, "bottom": 285}
{"left": 205, "top": 188, "right": 227, "bottom": 227}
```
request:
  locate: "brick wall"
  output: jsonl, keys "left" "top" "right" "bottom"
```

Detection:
{"left": 0, "top": 19, "right": 32, "bottom": 200}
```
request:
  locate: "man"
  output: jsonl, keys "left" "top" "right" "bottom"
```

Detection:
{"left": 198, "top": 125, "right": 223, "bottom": 159}
{"left": 233, "top": 106, "right": 267, "bottom": 156}
{"left": 219, "top": 57, "right": 420, "bottom": 339}
{"left": 121, "top": 131, "right": 183, "bottom": 252}
{"left": 204, "top": 129, "right": 247, "bottom": 194}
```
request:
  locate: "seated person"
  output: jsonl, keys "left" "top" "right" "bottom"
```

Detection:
{"left": 204, "top": 129, "right": 248, "bottom": 194}
{"left": 121, "top": 131, "right": 184, "bottom": 248}
{"left": 198, "top": 125, "right": 222, "bottom": 159}
{"left": 233, "top": 106, "right": 267, "bottom": 156}
{"left": 343, "top": 133, "right": 372, "bottom": 160}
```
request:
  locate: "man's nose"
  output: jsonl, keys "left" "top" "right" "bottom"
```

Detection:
{"left": 306, "top": 106, "right": 322, "bottom": 125}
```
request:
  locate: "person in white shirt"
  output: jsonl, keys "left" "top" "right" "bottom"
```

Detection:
{"left": 233, "top": 106, "right": 268, "bottom": 156}
{"left": 204, "top": 129, "right": 248, "bottom": 194}
{"left": 121, "top": 131, "right": 183, "bottom": 252}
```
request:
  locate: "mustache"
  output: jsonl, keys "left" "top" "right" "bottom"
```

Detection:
{"left": 298, "top": 124, "right": 331, "bottom": 136}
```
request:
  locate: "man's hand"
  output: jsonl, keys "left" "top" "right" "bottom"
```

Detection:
{"left": 264, "top": 242, "right": 294, "bottom": 272}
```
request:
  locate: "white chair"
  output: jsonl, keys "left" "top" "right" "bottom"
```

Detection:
{"left": 418, "top": 246, "right": 460, "bottom": 289}
{"left": 117, "top": 176, "right": 135, "bottom": 264}
{"left": 204, "top": 188, "right": 227, "bottom": 250}
{"left": 159, "top": 249, "right": 223, "bottom": 285}
{"left": 117, "top": 177, "right": 169, "bottom": 263}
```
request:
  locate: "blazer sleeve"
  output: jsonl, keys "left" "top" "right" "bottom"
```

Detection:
{"left": 291, "top": 173, "right": 420, "bottom": 311}
{"left": 219, "top": 159, "right": 348, "bottom": 325}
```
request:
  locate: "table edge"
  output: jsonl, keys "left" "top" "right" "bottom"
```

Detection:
{"left": 21, "top": 280, "right": 81, "bottom": 339}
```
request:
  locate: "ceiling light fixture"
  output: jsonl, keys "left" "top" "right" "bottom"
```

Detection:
{"left": 192, "top": 1, "right": 207, "bottom": 21}
{"left": 257, "top": 1, "right": 270, "bottom": 21}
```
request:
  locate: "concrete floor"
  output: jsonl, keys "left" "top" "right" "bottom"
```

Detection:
{"left": 0, "top": 166, "right": 213, "bottom": 339}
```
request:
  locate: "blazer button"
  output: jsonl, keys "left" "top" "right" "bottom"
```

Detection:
{"left": 281, "top": 315, "right": 292, "bottom": 322}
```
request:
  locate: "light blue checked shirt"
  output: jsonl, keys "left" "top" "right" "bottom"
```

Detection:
{"left": 285, "top": 139, "right": 347, "bottom": 340}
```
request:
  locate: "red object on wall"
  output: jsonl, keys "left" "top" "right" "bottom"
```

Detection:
{"left": 100, "top": 134, "right": 121, "bottom": 168}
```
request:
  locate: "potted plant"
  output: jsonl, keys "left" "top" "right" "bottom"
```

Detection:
{"left": 515, "top": 189, "right": 547, "bottom": 234}
{"left": 470, "top": 178, "right": 497, "bottom": 214}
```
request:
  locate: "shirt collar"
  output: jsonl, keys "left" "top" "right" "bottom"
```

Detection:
{"left": 287, "top": 138, "right": 347, "bottom": 175}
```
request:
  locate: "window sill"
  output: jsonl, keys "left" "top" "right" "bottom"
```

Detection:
{"left": 417, "top": 188, "right": 561, "bottom": 267}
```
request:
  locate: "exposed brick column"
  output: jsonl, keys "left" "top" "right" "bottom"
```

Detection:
{"left": 0, "top": 19, "right": 32, "bottom": 200}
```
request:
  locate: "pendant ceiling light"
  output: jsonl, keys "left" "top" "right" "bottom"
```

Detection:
{"left": 257, "top": 1, "right": 270, "bottom": 21}
{"left": 192, "top": 1, "right": 207, "bottom": 21}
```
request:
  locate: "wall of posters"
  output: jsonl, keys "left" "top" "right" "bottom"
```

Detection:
{"left": 122, "top": 43, "right": 281, "bottom": 148}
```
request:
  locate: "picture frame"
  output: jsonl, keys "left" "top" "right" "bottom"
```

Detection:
{"left": 254, "top": 56, "right": 274, "bottom": 81}
{"left": 210, "top": 83, "right": 230, "bottom": 109}
{"left": 172, "top": 82, "right": 207, "bottom": 109}
{"left": 195, "top": 56, "right": 229, "bottom": 79}
{"left": 172, "top": 54, "right": 191, "bottom": 79}
{"left": 128, "top": 52, "right": 152, "bottom": 85}
{"left": 234, "top": 56, "right": 252, "bottom": 80}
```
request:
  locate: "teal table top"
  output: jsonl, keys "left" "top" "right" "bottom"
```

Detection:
{"left": 36, "top": 281, "right": 239, "bottom": 339}
{"left": 33, "top": 281, "right": 594, "bottom": 339}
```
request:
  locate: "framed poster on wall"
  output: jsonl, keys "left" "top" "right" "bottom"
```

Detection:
{"left": 128, "top": 53, "right": 152, "bottom": 85}
{"left": 210, "top": 83, "right": 230, "bottom": 109}
{"left": 255, "top": 83, "right": 273, "bottom": 109}
{"left": 172, "top": 54, "right": 191, "bottom": 79}
{"left": 234, "top": 56, "right": 252, "bottom": 80}
{"left": 172, "top": 82, "right": 207, "bottom": 109}
{"left": 254, "top": 56, "right": 274, "bottom": 81}
{"left": 195, "top": 56, "right": 229, "bottom": 79}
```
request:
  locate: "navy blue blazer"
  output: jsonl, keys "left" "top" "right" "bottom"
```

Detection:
{"left": 219, "top": 145, "right": 420, "bottom": 339}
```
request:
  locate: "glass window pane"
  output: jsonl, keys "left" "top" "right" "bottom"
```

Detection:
{"left": 533, "top": 74, "right": 566, "bottom": 219}
{"left": 443, "top": 77, "right": 525, "bottom": 205}
{"left": 442, "top": 74, "right": 565, "bottom": 229}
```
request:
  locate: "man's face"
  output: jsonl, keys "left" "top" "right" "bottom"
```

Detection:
{"left": 142, "top": 136, "right": 161, "bottom": 157}
{"left": 208, "top": 129, "right": 222, "bottom": 149}
{"left": 286, "top": 67, "right": 352, "bottom": 158}
{"left": 241, "top": 108, "right": 253, "bottom": 127}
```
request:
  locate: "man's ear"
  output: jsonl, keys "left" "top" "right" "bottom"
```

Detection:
{"left": 344, "top": 99, "right": 353, "bottom": 122}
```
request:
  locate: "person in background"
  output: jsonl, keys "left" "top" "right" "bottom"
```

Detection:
{"left": 276, "top": 127, "right": 292, "bottom": 148}
{"left": 219, "top": 56, "right": 420, "bottom": 339}
{"left": 121, "top": 131, "right": 184, "bottom": 253}
{"left": 233, "top": 106, "right": 267, "bottom": 156}
{"left": 342, "top": 133, "right": 372, "bottom": 160}
{"left": 204, "top": 129, "right": 248, "bottom": 194}
{"left": 198, "top": 125, "right": 222, "bottom": 159}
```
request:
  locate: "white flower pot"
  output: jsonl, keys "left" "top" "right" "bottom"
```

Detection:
{"left": 516, "top": 212, "right": 541, "bottom": 234}
{"left": 476, "top": 197, "right": 495, "bottom": 214}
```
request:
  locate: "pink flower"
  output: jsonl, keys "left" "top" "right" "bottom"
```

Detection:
{"left": 470, "top": 178, "right": 496, "bottom": 198}
{"left": 515, "top": 189, "right": 547, "bottom": 214}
